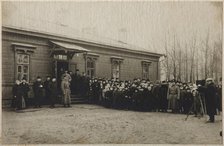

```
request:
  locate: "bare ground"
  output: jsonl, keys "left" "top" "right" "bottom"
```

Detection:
{"left": 2, "top": 104, "right": 223, "bottom": 144}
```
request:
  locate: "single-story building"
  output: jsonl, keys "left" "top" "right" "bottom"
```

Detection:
{"left": 2, "top": 25, "right": 163, "bottom": 106}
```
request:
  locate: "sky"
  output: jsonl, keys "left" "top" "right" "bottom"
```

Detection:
{"left": 2, "top": 1, "right": 223, "bottom": 54}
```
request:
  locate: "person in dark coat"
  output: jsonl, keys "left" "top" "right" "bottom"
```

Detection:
{"left": 128, "top": 83, "right": 138, "bottom": 110}
{"left": 182, "top": 87, "right": 193, "bottom": 114}
{"left": 72, "top": 69, "right": 81, "bottom": 95}
{"left": 217, "top": 78, "right": 222, "bottom": 112}
{"left": 12, "top": 80, "right": 23, "bottom": 110}
{"left": 159, "top": 81, "right": 169, "bottom": 112}
{"left": 80, "top": 72, "right": 89, "bottom": 97}
{"left": 91, "top": 79, "right": 101, "bottom": 103}
{"left": 20, "top": 78, "right": 30, "bottom": 107}
{"left": 192, "top": 89, "right": 201, "bottom": 117}
{"left": 198, "top": 78, "right": 218, "bottom": 123}
{"left": 33, "top": 76, "right": 44, "bottom": 108}
{"left": 179, "top": 84, "right": 187, "bottom": 113}
{"left": 49, "top": 77, "right": 58, "bottom": 108}
{"left": 152, "top": 81, "right": 161, "bottom": 112}
{"left": 44, "top": 76, "right": 51, "bottom": 104}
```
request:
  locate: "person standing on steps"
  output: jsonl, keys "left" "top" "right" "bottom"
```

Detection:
{"left": 61, "top": 76, "right": 71, "bottom": 107}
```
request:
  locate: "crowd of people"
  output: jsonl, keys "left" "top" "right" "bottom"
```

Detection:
{"left": 11, "top": 70, "right": 222, "bottom": 123}
{"left": 89, "top": 77, "right": 222, "bottom": 122}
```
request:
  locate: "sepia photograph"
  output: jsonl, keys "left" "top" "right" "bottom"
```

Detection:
{"left": 1, "top": 0, "right": 223, "bottom": 144}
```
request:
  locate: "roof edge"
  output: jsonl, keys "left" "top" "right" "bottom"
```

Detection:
{"left": 2, "top": 25, "right": 164, "bottom": 58}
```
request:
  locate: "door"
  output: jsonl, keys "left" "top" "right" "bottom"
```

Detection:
{"left": 55, "top": 61, "right": 69, "bottom": 88}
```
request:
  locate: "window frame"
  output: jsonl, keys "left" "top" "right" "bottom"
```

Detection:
{"left": 86, "top": 57, "right": 96, "bottom": 78}
{"left": 111, "top": 60, "right": 121, "bottom": 79}
{"left": 12, "top": 42, "right": 36, "bottom": 83}
{"left": 15, "top": 53, "right": 30, "bottom": 82}
{"left": 111, "top": 57, "right": 123, "bottom": 79}
{"left": 141, "top": 61, "right": 151, "bottom": 80}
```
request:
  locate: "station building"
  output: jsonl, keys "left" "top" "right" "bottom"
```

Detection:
{"left": 2, "top": 25, "right": 163, "bottom": 106}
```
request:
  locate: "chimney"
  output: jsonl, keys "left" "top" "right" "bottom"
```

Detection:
{"left": 82, "top": 27, "right": 97, "bottom": 34}
{"left": 118, "top": 28, "right": 127, "bottom": 43}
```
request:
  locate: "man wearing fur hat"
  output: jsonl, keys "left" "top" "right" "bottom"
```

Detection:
{"left": 198, "top": 78, "right": 217, "bottom": 123}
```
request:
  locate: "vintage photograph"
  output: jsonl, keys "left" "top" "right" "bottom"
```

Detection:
{"left": 1, "top": 1, "right": 223, "bottom": 144}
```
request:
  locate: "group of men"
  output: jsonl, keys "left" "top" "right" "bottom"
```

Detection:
{"left": 12, "top": 69, "right": 89, "bottom": 110}
{"left": 12, "top": 70, "right": 222, "bottom": 122}
{"left": 12, "top": 76, "right": 58, "bottom": 110}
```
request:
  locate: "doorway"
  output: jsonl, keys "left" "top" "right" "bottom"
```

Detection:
{"left": 55, "top": 61, "right": 69, "bottom": 88}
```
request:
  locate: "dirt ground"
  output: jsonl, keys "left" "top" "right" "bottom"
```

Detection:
{"left": 2, "top": 104, "right": 223, "bottom": 144}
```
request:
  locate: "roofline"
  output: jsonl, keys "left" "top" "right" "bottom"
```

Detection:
{"left": 2, "top": 25, "right": 164, "bottom": 58}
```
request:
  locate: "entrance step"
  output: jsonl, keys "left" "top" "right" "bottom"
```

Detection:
{"left": 70, "top": 94, "right": 88, "bottom": 104}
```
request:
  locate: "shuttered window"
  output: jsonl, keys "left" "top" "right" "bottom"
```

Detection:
{"left": 16, "top": 53, "right": 30, "bottom": 81}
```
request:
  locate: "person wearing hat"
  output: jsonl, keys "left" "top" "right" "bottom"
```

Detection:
{"left": 61, "top": 70, "right": 72, "bottom": 82}
{"left": 198, "top": 78, "right": 218, "bottom": 123}
{"left": 49, "top": 77, "right": 58, "bottom": 108}
{"left": 44, "top": 76, "right": 51, "bottom": 104}
{"left": 72, "top": 69, "right": 81, "bottom": 95}
{"left": 152, "top": 80, "right": 161, "bottom": 112}
{"left": 33, "top": 76, "right": 44, "bottom": 108}
{"left": 167, "top": 81, "right": 180, "bottom": 113}
{"left": 61, "top": 76, "right": 71, "bottom": 107}
{"left": 217, "top": 77, "right": 222, "bottom": 112}
{"left": 159, "top": 81, "right": 169, "bottom": 112}
{"left": 12, "top": 80, "right": 23, "bottom": 110}
{"left": 20, "top": 77, "right": 30, "bottom": 108}
{"left": 182, "top": 87, "right": 193, "bottom": 114}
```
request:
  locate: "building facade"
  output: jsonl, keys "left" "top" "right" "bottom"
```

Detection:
{"left": 2, "top": 26, "right": 162, "bottom": 106}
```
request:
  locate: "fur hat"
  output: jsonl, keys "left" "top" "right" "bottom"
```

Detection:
{"left": 206, "top": 78, "right": 214, "bottom": 82}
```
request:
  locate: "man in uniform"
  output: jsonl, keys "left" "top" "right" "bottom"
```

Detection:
{"left": 61, "top": 70, "right": 72, "bottom": 82}
{"left": 61, "top": 76, "right": 71, "bottom": 107}
{"left": 167, "top": 80, "right": 180, "bottom": 113}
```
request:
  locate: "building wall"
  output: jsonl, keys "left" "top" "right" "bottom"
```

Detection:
{"left": 2, "top": 31, "right": 53, "bottom": 104}
{"left": 74, "top": 44, "right": 160, "bottom": 81}
{"left": 2, "top": 30, "right": 160, "bottom": 106}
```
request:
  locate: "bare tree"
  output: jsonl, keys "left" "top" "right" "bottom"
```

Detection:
{"left": 189, "top": 33, "right": 197, "bottom": 83}
{"left": 204, "top": 31, "right": 210, "bottom": 79}
{"left": 185, "top": 43, "right": 188, "bottom": 82}
{"left": 164, "top": 34, "right": 170, "bottom": 81}
{"left": 171, "top": 35, "right": 177, "bottom": 81}
{"left": 177, "top": 40, "right": 182, "bottom": 82}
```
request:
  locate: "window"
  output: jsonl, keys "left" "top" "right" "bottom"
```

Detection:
{"left": 142, "top": 61, "right": 151, "bottom": 79}
{"left": 112, "top": 61, "right": 120, "bottom": 79}
{"left": 12, "top": 43, "right": 36, "bottom": 83}
{"left": 54, "top": 54, "right": 68, "bottom": 60}
{"left": 142, "top": 64, "right": 149, "bottom": 79}
{"left": 87, "top": 58, "right": 95, "bottom": 78}
{"left": 16, "top": 54, "right": 30, "bottom": 81}
{"left": 111, "top": 57, "right": 123, "bottom": 79}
